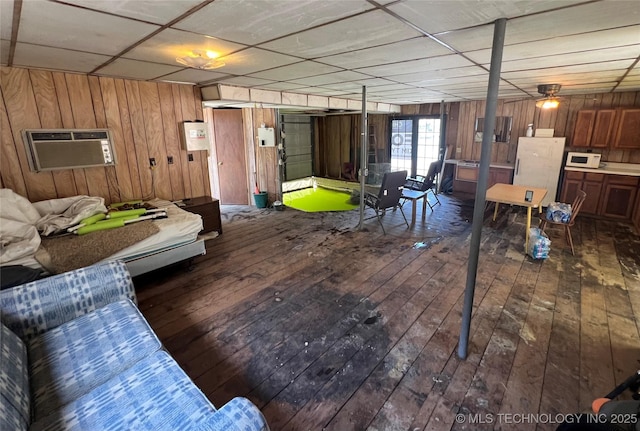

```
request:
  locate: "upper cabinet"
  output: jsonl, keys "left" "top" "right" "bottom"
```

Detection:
{"left": 572, "top": 109, "right": 617, "bottom": 147}
{"left": 613, "top": 108, "right": 640, "bottom": 149}
{"left": 572, "top": 108, "right": 640, "bottom": 149}
{"left": 572, "top": 110, "right": 596, "bottom": 147}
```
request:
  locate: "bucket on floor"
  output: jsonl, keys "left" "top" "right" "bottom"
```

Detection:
{"left": 253, "top": 192, "right": 268, "bottom": 208}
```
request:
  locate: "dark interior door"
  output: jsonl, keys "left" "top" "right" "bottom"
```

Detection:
{"left": 213, "top": 109, "right": 248, "bottom": 204}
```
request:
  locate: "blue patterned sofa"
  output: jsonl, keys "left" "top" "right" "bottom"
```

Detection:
{"left": 0, "top": 260, "right": 269, "bottom": 431}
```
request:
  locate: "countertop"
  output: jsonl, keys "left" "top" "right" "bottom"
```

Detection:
{"left": 564, "top": 162, "right": 640, "bottom": 177}
{"left": 444, "top": 159, "right": 515, "bottom": 170}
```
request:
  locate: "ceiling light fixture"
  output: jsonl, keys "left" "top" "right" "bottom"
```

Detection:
{"left": 535, "top": 83, "right": 562, "bottom": 109}
{"left": 176, "top": 50, "right": 225, "bottom": 70}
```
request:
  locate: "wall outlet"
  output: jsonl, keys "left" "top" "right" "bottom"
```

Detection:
{"left": 456, "top": 147, "right": 462, "bottom": 153}
{"left": 167, "top": 156, "right": 173, "bottom": 164}
{"left": 149, "top": 157, "right": 156, "bottom": 167}
{"left": 188, "top": 154, "right": 194, "bottom": 162}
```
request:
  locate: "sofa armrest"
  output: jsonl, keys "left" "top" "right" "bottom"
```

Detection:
{"left": 0, "top": 260, "right": 135, "bottom": 340}
{"left": 194, "top": 397, "right": 269, "bottom": 431}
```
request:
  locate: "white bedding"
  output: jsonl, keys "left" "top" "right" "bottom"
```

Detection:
{"left": 105, "top": 199, "right": 203, "bottom": 262}
{"left": 0, "top": 192, "right": 203, "bottom": 271}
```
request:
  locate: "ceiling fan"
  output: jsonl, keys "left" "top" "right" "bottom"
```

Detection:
{"left": 504, "top": 83, "right": 563, "bottom": 108}
{"left": 535, "top": 83, "right": 562, "bottom": 109}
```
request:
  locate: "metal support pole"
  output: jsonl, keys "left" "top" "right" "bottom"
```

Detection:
{"left": 458, "top": 18, "right": 507, "bottom": 360}
{"left": 358, "top": 86, "right": 368, "bottom": 230}
{"left": 437, "top": 100, "right": 445, "bottom": 193}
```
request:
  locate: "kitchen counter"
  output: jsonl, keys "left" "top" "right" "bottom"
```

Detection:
{"left": 564, "top": 162, "right": 640, "bottom": 176}
{"left": 444, "top": 159, "right": 515, "bottom": 169}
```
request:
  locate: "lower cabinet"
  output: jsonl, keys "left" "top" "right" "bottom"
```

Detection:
{"left": 599, "top": 175, "right": 638, "bottom": 219}
{"left": 489, "top": 167, "right": 513, "bottom": 187}
{"left": 560, "top": 172, "right": 603, "bottom": 214}
{"left": 453, "top": 164, "right": 513, "bottom": 194}
{"left": 561, "top": 171, "right": 639, "bottom": 220}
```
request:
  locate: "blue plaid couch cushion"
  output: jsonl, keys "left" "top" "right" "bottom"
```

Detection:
{"left": 1, "top": 260, "right": 135, "bottom": 341}
{"left": 28, "top": 299, "right": 162, "bottom": 420}
{"left": 0, "top": 323, "right": 29, "bottom": 431}
{"left": 31, "top": 350, "right": 223, "bottom": 431}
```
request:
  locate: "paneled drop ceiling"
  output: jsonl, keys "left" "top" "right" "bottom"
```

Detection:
{"left": 1, "top": 0, "right": 639, "bottom": 106}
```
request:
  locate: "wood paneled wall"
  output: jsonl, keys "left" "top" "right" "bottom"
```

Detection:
{"left": 0, "top": 66, "right": 209, "bottom": 204}
{"left": 315, "top": 114, "right": 389, "bottom": 179}
{"left": 402, "top": 91, "right": 640, "bottom": 165}
{"left": 239, "top": 107, "right": 278, "bottom": 200}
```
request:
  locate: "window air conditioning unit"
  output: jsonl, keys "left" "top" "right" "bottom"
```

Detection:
{"left": 22, "top": 129, "right": 116, "bottom": 172}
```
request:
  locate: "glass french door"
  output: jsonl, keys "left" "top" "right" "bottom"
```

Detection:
{"left": 390, "top": 116, "right": 442, "bottom": 177}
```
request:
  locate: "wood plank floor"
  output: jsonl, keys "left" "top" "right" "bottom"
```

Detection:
{"left": 134, "top": 192, "right": 640, "bottom": 431}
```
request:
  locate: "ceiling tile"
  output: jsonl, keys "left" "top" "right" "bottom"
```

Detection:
{"left": 1, "top": 0, "right": 13, "bottom": 40}
{"left": 387, "top": 0, "right": 586, "bottom": 34}
{"left": 208, "top": 48, "right": 301, "bottom": 75}
{"left": 123, "top": 28, "right": 247, "bottom": 65}
{"left": 248, "top": 61, "right": 342, "bottom": 81}
{"left": 502, "top": 56, "right": 633, "bottom": 73}
{"left": 18, "top": 1, "right": 159, "bottom": 55}
{"left": 156, "top": 68, "right": 230, "bottom": 84}
{"left": 174, "top": 0, "right": 374, "bottom": 45}
{"left": 499, "top": 48, "right": 639, "bottom": 73}
{"left": 560, "top": 84, "right": 618, "bottom": 94}
{"left": 318, "top": 37, "right": 452, "bottom": 69}
{"left": 97, "top": 58, "right": 183, "bottom": 80}
{"left": 257, "top": 82, "right": 309, "bottom": 91}
{"left": 289, "top": 71, "right": 371, "bottom": 86}
{"left": 465, "top": 26, "right": 640, "bottom": 64}
{"left": 61, "top": 0, "right": 202, "bottom": 24}
{"left": 377, "top": 66, "right": 486, "bottom": 85}
{"left": 12, "top": 42, "right": 111, "bottom": 73}
{"left": 355, "top": 54, "right": 477, "bottom": 77}
{"left": 260, "top": 10, "right": 422, "bottom": 58}
{"left": 438, "top": 1, "right": 640, "bottom": 52}
{"left": 506, "top": 70, "right": 628, "bottom": 87}
{"left": 502, "top": 61, "right": 635, "bottom": 79}
{"left": 321, "top": 78, "right": 397, "bottom": 91}
{"left": 216, "top": 76, "right": 276, "bottom": 87}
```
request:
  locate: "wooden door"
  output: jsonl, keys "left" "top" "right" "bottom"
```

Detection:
{"left": 212, "top": 109, "right": 248, "bottom": 204}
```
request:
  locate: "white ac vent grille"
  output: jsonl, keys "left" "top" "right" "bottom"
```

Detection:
{"left": 22, "top": 129, "right": 116, "bottom": 172}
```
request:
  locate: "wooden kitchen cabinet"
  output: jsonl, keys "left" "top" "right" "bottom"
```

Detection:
{"left": 590, "top": 109, "right": 617, "bottom": 148}
{"left": 488, "top": 167, "right": 513, "bottom": 187}
{"left": 453, "top": 164, "right": 513, "bottom": 194}
{"left": 572, "top": 110, "right": 596, "bottom": 147}
{"left": 598, "top": 175, "right": 639, "bottom": 219}
{"left": 613, "top": 108, "right": 640, "bottom": 149}
{"left": 560, "top": 171, "right": 603, "bottom": 215}
{"left": 572, "top": 109, "right": 617, "bottom": 147}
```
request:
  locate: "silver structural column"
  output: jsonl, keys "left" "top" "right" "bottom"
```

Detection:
{"left": 458, "top": 18, "right": 507, "bottom": 360}
{"left": 437, "top": 100, "right": 445, "bottom": 193}
{"left": 358, "top": 85, "right": 368, "bottom": 230}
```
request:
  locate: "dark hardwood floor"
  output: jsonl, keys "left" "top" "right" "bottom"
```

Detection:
{"left": 134, "top": 192, "right": 640, "bottom": 431}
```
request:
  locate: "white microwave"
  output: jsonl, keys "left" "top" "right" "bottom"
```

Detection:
{"left": 566, "top": 152, "right": 601, "bottom": 168}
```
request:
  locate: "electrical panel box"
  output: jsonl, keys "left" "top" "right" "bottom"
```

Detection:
{"left": 180, "top": 122, "right": 210, "bottom": 151}
{"left": 258, "top": 127, "right": 276, "bottom": 147}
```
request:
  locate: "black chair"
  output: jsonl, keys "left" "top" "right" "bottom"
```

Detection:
{"left": 364, "top": 170, "right": 409, "bottom": 234}
{"left": 403, "top": 160, "right": 442, "bottom": 210}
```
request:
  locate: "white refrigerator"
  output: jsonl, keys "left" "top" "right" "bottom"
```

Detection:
{"left": 513, "top": 137, "right": 566, "bottom": 207}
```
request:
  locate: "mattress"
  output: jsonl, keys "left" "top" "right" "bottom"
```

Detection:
{"left": 106, "top": 199, "right": 203, "bottom": 262}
